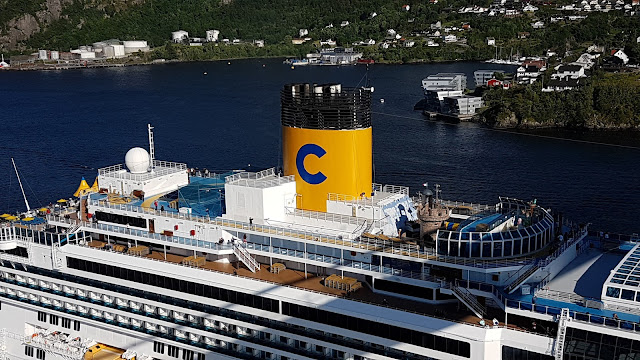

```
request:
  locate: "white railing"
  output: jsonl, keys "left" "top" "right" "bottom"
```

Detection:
{"left": 233, "top": 243, "right": 260, "bottom": 272}
{"left": 439, "top": 199, "right": 493, "bottom": 211}
{"left": 327, "top": 193, "right": 375, "bottom": 206}
{"left": 382, "top": 184, "right": 410, "bottom": 195}
{"left": 225, "top": 168, "right": 276, "bottom": 183}
{"left": 287, "top": 207, "right": 365, "bottom": 226}
{"left": 97, "top": 160, "right": 187, "bottom": 181}
{"left": 85, "top": 200, "right": 553, "bottom": 270}
{"left": 229, "top": 176, "right": 295, "bottom": 189}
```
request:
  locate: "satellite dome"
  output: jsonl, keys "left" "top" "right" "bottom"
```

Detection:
{"left": 125, "top": 147, "right": 150, "bottom": 174}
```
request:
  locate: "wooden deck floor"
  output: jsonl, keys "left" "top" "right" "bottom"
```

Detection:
{"left": 84, "top": 244, "right": 533, "bottom": 332}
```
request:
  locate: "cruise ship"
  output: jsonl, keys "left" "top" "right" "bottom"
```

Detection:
{"left": 1, "top": 83, "right": 639, "bottom": 360}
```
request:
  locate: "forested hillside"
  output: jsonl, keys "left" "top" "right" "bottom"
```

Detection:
{"left": 1, "top": 0, "right": 638, "bottom": 64}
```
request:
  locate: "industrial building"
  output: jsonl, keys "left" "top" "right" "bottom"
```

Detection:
{"left": 422, "top": 73, "right": 467, "bottom": 91}
{"left": 473, "top": 69, "right": 505, "bottom": 87}
{"left": 442, "top": 95, "right": 484, "bottom": 115}
{"left": 306, "top": 48, "right": 363, "bottom": 65}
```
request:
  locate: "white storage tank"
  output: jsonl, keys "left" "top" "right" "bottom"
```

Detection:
{"left": 123, "top": 40, "right": 149, "bottom": 54}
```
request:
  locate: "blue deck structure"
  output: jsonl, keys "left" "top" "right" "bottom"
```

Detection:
{"left": 459, "top": 212, "right": 506, "bottom": 232}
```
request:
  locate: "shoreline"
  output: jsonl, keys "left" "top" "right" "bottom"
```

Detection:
{"left": 0, "top": 53, "right": 508, "bottom": 72}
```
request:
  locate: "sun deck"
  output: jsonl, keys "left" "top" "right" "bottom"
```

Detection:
{"left": 82, "top": 240, "right": 528, "bottom": 331}
{"left": 543, "top": 247, "right": 626, "bottom": 299}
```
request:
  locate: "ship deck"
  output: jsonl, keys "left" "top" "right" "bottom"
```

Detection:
{"left": 83, "top": 241, "right": 534, "bottom": 333}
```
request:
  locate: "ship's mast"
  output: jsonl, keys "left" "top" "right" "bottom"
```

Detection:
{"left": 11, "top": 158, "right": 31, "bottom": 211}
{"left": 148, "top": 123, "right": 155, "bottom": 172}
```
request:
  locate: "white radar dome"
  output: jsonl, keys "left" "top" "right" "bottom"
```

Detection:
{"left": 125, "top": 147, "right": 151, "bottom": 174}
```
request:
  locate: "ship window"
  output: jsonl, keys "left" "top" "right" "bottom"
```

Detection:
{"left": 153, "top": 342, "right": 165, "bottom": 354}
{"left": 182, "top": 349, "right": 194, "bottom": 360}
{"left": 482, "top": 243, "right": 491, "bottom": 257}
{"left": 621, "top": 289, "right": 635, "bottom": 300}
{"left": 606, "top": 287, "right": 621, "bottom": 298}
{"left": 493, "top": 242, "right": 502, "bottom": 257}
{"left": 25, "top": 346, "right": 34, "bottom": 357}
{"left": 37, "top": 311, "right": 47, "bottom": 322}
{"left": 36, "top": 349, "right": 45, "bottom": 360}
{"left": 167, "top": 345, "right": 179, "bottom": 358}
{"left": 62, "top": 318, "right": 71, "bottom": 328}
{"left": 73, "top": 320, "right": 80, "bottom": 331}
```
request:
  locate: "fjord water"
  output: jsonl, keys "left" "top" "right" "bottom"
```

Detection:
{"left": 0, "top": 58, "right": 638, "bottom": 233}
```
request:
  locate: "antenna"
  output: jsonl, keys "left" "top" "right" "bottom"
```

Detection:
{"left": 11, "top": 158, "right": 31, "bottom": 211}
{"left": 148, "top": 123, "right": 155, "bottom": 171}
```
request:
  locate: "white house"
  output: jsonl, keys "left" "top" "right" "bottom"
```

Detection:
{"left": 542, "top": 78, "right": 581, "bottom": 92}
{"left": 340, "top": 21, "right": 349, "bottom": 27}
{"left": 387, "top": 29, "right": 397, "bottom": 37}
{"left": 206, "top": 30, "right": 220, "bottom": 42}
{"left": 531, "top": 21, "right": 545, "bottom": 29}
{"left": 612, "top": 49, "right": 629, "bottom": 64}
{"left": 320, "top": 39, "right": 337, "bottom": 47}
{"left": 172, "top": 30, "right": 189, "bottom": 43}
{"left": 430, "top": 21, "right": 442, "bottom": 30}
{"left": 299, "top": 29, "right": 309, "bottom": 37}
{"left": 552, "top": 64, "right": 586, "bottom": 79}
{"left": 402, "top": 4, "right": 410, "bottom": 11}
{"left": 637, "top": 36, "right": 640, "bottom": 43}
{"left": 443, "top": 34, "right": 457, "bottom": 43}
{"left": 427, "top": 40, "right": 440, "bottom": 47}
{"left": 523, "top": 4, "right": 539, "bottom": 12}
{"left": 486, "top": 37, "right": 496, "bottom": 46}
{"left": 370, "top": 12, "right": 377, "bottom": 18}
{"left": 404, "top": 40, "right": 415, "bottom": 47}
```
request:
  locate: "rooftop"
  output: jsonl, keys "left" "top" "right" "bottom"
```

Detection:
{"left": 225, "top": 168, "right": 295, "bottom": 188}
{"left": 98, "top": 160, "right": 187, "bottom": 182}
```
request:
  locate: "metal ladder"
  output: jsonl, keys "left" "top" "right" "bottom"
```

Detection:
{"left": 233, "top": 243, "right": 260, "bottom": 273}
{"left": 51, "top": 243, "right": 64, "bottom": 269}
{"left": 555, "top": 308, "right": 571, "bottom": 360}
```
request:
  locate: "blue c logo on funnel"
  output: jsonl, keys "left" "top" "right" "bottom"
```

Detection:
{"left": 296, "top": 144, "right": 327, "bottom": 185}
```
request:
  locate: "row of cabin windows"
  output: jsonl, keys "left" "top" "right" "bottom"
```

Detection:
{"left": 25, "top": 346, "right": 45, "bottom": 360}
{"left": 37, "top": 311, "right": 80, "bottom": 330}
{"left": 6, "top": 262, "right": 443, "bottom": 360}
{"left": 66, "top": 257, "right": 468, "bottom": 357}
{"left": 281, "top": 302, "right": 471, "bottom": 358}
{"left": 502, "top": 346, "right": 553, "bottom": 360}
{"left": 94, "top": 211, "right": 146, "bottom": 228}
{"left": 66, "top": 257, "right": 280, "bottom": 313}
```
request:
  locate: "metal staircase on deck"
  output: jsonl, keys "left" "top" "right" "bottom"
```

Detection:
{"left": 505, "top": 262, "right": 541, "bottom": 294}
{"left": 233, "top": 243, "right": 260, "bottom": 273}
{"left": 452, "top": 284, "right": 487, "bottom": 318}
{"left": 555, "top": 308, "right": 571, "bottom": 360}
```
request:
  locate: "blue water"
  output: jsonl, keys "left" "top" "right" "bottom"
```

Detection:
{"left": 0, "top": 58, "right": 639, "bottom": 234}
